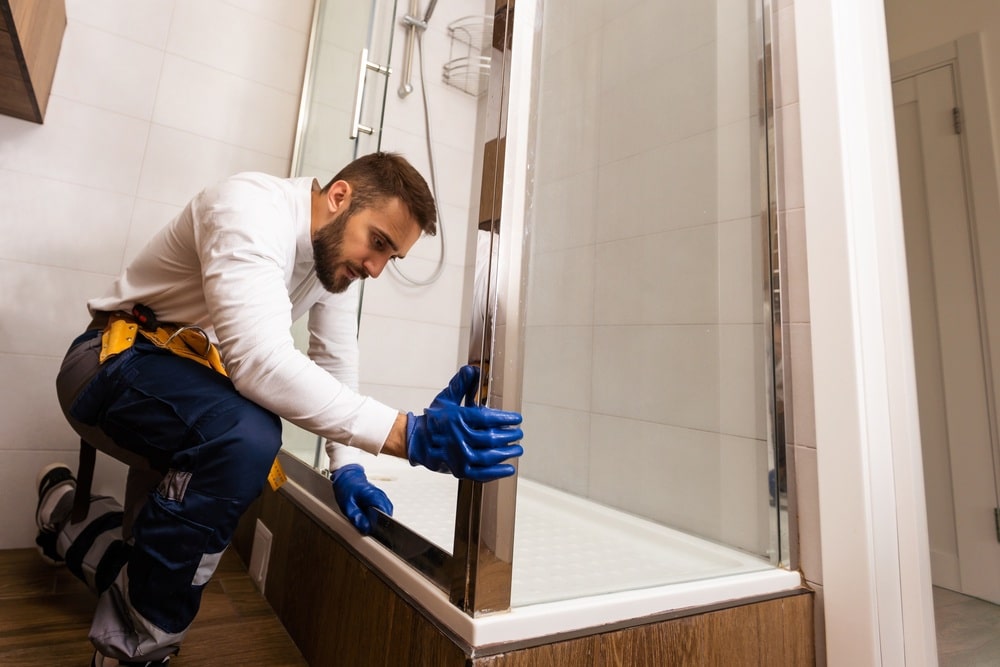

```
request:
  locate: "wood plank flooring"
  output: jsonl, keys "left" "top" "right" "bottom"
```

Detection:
{"left": 0, "top": 548, "right": 307, "bottom": 666}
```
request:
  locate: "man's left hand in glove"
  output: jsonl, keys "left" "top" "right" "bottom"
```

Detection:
{"left": 330, "top": 463, "right": 393, "bottom": 535}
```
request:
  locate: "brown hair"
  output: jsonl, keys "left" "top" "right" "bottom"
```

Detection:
{"left": 322, "top": 152, "right": 437, "bottom": 236}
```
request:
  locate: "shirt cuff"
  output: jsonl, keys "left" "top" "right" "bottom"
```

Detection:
{"left": 345, "top": 398, "right": 400, "bottom": 455}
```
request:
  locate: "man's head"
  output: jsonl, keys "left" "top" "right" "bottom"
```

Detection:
{"left": 312, "top": 152, "right": 437, "bottom": 293}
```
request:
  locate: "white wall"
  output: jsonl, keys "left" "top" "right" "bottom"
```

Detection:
{"left": 0, "top": 0, "right": 314, "bottom": 549}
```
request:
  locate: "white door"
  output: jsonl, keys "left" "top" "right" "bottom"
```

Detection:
{"left": 893, "top": 63, "right": 1000, "bottom": 603}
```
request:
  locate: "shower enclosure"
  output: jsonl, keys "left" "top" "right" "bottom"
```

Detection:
{"left": 279, "top": 0, "right": 795, "bottom": 632}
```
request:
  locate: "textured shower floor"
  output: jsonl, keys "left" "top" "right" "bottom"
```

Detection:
{"left": 359, "top": 455, "right": 773, "bottom": 608}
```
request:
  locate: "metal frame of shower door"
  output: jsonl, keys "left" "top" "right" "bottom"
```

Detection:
{"left": 448, "top": 0, "right": 534, "bottom": 617}
{"left": 758, "top": 0, "right": 792, "bottom": 570}
{"left": 288, "top": 0, "right": 322, "bottom": 178}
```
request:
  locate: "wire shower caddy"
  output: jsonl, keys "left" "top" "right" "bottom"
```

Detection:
{"left": 442, "top": 15, "right": 493, "bottom": 96}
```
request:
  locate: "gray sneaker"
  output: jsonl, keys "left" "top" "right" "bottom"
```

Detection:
{"left": 35, "top": 463, "right": 76, "bottom": 565}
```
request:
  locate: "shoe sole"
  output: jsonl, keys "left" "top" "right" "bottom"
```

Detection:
{"left": 36, "top": 461, "right": 72, "bottom": 493}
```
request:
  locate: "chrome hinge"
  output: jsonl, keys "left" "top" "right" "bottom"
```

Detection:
{"left": 953, "top": 107, "right": 963, "bottom": 135}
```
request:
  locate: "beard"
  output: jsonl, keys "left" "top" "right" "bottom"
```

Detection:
{"left": 312, "top": 210, "right": 365, "bottom": 293}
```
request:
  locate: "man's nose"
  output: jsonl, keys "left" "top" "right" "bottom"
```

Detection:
{"left": 364, "top": 255, "right": 389, "bottom": 279}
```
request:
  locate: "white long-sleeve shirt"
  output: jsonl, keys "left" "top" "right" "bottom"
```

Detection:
{"left": 88, "top": 172, "right": 398, "bottom": 455}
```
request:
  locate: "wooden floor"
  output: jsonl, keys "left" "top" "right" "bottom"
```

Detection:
{"left": 0, "top": 548, "right": 307, "bottom": 666}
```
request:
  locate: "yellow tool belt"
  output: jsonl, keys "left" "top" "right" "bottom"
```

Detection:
{"left": 99, "top": 311, "right": 227, "bottom": 376}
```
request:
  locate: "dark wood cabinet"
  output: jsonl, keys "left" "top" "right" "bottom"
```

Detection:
{"left": 0, "top": 0, "right": 65, "bottom": 123}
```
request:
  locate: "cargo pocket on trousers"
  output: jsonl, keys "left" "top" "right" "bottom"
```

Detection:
{"left": 126, "top": 493, "right": 213, "bottom": 634}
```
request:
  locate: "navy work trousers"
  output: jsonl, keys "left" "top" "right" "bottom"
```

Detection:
{"left": 56, "top": 328, "right": 282, "bottom": 661}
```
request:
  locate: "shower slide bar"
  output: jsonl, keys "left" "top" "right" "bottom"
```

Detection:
{"left": 398, "top": 0, "right": 437, "bottom": 97}
{"left": 350, "top": 47, "right": 391, "bottom": 139}
{"left": 397, "top": 13, "right": 426, "bottom": 97}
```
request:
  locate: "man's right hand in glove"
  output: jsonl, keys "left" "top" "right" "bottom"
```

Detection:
{"left": 395, "top": 365, "right": 523, "bottom": 482}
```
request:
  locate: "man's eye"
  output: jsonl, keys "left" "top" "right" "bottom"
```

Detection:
{"left": 372, "top": 235, "right": 385, "bottom": 250}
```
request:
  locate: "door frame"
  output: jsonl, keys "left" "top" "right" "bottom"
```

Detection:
{"left": 795, "top": 2, "right": 937, "bottom": 664}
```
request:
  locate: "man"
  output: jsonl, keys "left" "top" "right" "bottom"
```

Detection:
{"left": 39, "top": 152, "right": 524, "bottom": 666}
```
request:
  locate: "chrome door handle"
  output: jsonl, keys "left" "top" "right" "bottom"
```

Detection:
{"left": 351, "top": 47, "right": 392, "bottom": 139}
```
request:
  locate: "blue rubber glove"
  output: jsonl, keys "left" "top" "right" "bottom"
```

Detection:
{"left": 406, "top": 365, "right": 524, "bottom": 482}
{"left": 330, "top": 464, "right": 393, "bottom": 535}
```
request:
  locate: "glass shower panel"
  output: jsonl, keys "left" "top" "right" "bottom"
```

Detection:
{"left": 283, "top": 0, "right": 398, "bottom": 469}
{"left": 509, "top": 0, "right": 779, "bottom": 606}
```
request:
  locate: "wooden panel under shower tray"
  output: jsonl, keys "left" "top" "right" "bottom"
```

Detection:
{"left": 235, "top": 484, "right": 816, "bottom": 666}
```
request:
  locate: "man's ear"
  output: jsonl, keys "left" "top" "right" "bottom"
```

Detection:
{"left": 326, "top": 180, "right": 351, "bottom": 213}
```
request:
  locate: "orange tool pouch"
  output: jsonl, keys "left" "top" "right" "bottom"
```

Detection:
{"left": 99, "top": 311, "right": 227, "bottom": 375}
